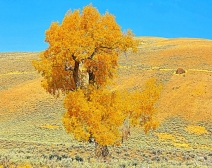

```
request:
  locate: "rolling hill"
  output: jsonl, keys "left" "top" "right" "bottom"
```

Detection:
{"left": 0, "top": 37, "right": 211, "bottom": 167}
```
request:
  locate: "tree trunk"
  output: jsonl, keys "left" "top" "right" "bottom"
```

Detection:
{"left": 88, "top": 71, "right": 95, "bottom": 85}
{"left": 71, "top": 59, "right": 96, "bottom": 90}
{"left": 79, "top": 62, "right": 89, "bottom": 89}
{"left": 73, "top": 61, "right": 80, "bottom": 89}
{"left": 95, "top": 142, "right": 109, "bottom": 158}
{"left": 121, "top": 119, "right": 131, "bottom": 143}
{"left": 73, "top": 60, "right": 91, "bottom": 90}
{"left": 121, "top": 125, "right": 130, "bottom": 143}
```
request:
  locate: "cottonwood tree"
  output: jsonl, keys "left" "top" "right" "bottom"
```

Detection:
{"left": 33, "top": 5, "right": 162, "bottom": 158}
{"left": 33, "top": 4, "right": 137, "bottom": 95}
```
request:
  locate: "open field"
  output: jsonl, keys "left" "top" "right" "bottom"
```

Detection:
{"left": 0, "top": 37, "right": 212, "bottom": 167}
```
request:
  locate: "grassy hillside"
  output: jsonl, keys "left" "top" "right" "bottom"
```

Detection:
{"left": 0, "top": 37, "right": 212, "bottom": 167}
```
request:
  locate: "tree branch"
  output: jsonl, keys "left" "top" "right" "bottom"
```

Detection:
{"left": 87, "top": 46, "right": 114, "bottom": 60}
{"left": 64, "top": 62, "right": 74, "bottom": 71}
{"left": 72, "top": 54, "right": 77, "bottom": 61}
{"left": 65, "top": 54, "right": 77, "bottom": 71}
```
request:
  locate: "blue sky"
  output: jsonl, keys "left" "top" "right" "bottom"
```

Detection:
{"left": 0, "top": 0, "right": 212, "bottom": 52}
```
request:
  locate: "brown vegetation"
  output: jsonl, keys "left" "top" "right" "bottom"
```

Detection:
{"left": 176, "top": 68, "right": 185, "bottom": 74}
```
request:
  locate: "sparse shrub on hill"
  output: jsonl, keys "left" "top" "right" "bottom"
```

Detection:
{"left": 176, "top": 68, "right": 185, "bottom": 74}
{"left": 32, "top": 4, "right": 162, "bottom": 159}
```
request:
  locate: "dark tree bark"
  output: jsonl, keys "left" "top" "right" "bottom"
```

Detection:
{"left": 95, "top": 142, "right": 109, "bottom": 158}
{"left": 88, "top": 71, "right": 95, "bottom": 85}
{"left": 73, "top": 61, "right": 80, "bottom": 89}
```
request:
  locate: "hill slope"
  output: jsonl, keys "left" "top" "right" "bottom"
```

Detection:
{"left": 117, "top": 37, "right": 212, "bottom": 122}
{"left": 0, "top": 37, "right": 212, "bottom": 167}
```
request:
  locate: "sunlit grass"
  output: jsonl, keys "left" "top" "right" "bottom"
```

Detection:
{"left": 39, "top": 124, "right": 60, "bottom": 130}
{"left": 0, "top": 71, "right": 35, "bottom": 77}
{"left": 173, "top": 142, "right": 190, "bottom": 148}
{"left": 154, "top": 132, "right": 176, "bottom": 141}
{"left": 199, "top": 144, "right": 212, "bottom": 151}
{"left": 189, "top": 69, "right": 212, "bottom": 73}
{"left": 185, "top": 125, "right": 209, "bottom": 135}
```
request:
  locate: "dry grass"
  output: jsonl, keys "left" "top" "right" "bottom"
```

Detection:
{"left": 39, "top": 124, "right": 60, "bottom": 130}
{"left": 185, "top": 125, "right": 209, "bottom": 135}
{"left": 0, "top": 78, "right": 47, "bottom": 111}
{"left": 0, "top": 37, "right": 212, "bottom": 167}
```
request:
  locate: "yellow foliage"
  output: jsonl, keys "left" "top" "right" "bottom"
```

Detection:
{"left": 185, "top": 125, "right": 209, "bottom": 135}
{"left": 63, "top": 78, "right": 162, "bottom": 146}
{"left": 39, "top": 124, "right": 59, "bottom": 129}
{"left": 129, "top": 78, "right": 163, "bottom": 133}
{"left": 173, "top": 142, "right": 190, "bottom": 148}
{"left": 17, "top": 163, "right": 32, "bottom": 168}
{"left": 32, "top": 4, "right": 163, "bottom": 150}
{"left": 154, "top": 132, "right": 176, "bottom": 141}
{"left": 32, "top": 4, "right": 138, "bottom": 96}
{"left": 63, "top": 88, "right": 126, "bottom": 146}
